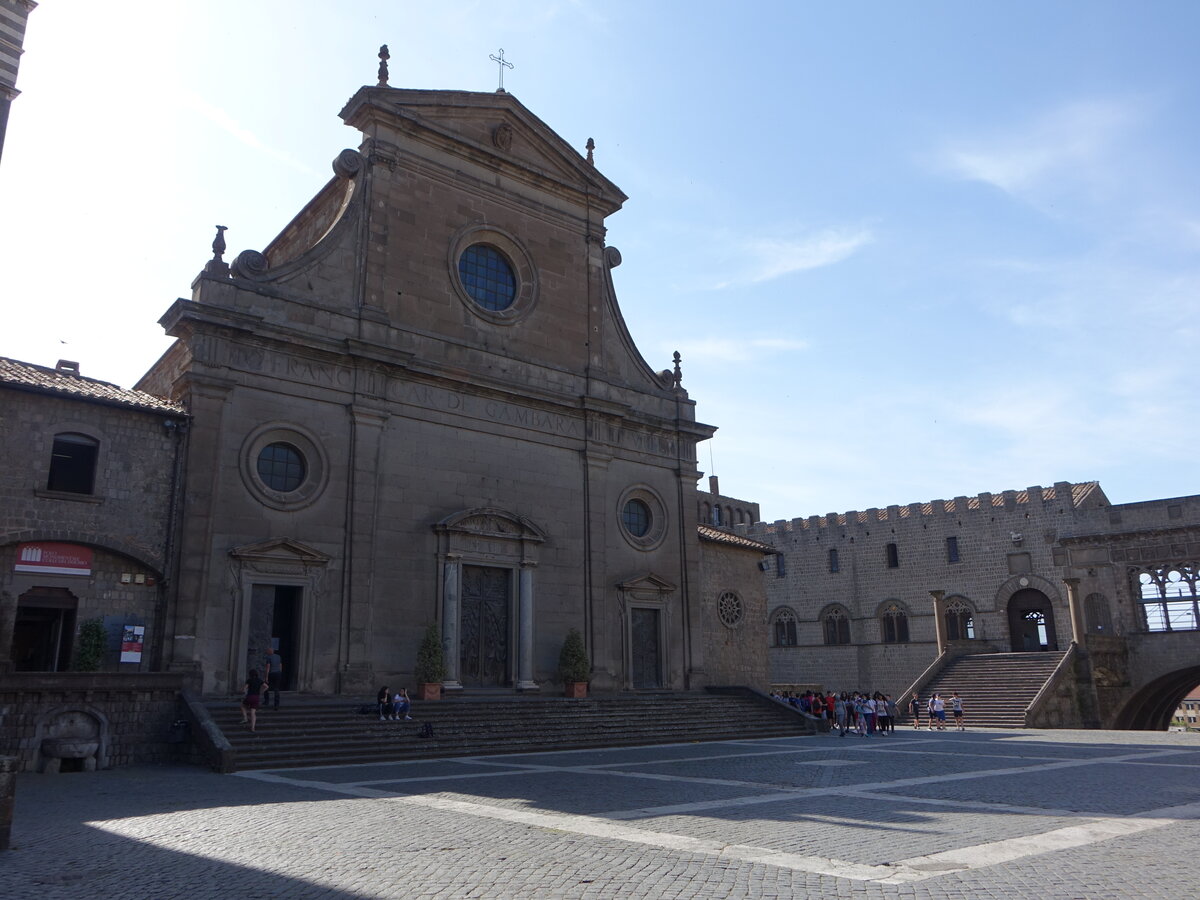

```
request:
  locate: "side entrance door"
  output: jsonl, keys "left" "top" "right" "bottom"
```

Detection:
{"left": 631, "top": 607, "right": 661, "bottom": 689}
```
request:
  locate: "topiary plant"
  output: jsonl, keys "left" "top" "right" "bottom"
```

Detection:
{"left": 558, "top": 628, "right": 590, "bottom": 683}
{"left": 73, "top": 617, "right": 107, "bottom": 671}
{"left": 414, "top": 622, "right": 447, "bottom": 684}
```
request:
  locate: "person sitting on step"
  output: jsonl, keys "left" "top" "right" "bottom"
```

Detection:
{"left": 377, "top": 685, "right": 393, "bottom": 721}
{"left": 392, "top": 688, "right": 412, "bottom": 720}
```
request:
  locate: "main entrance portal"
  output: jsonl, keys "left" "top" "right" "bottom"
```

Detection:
{"left": 1008, "top": 588, "right": 1059, "bottom": 652}
{"left": 460, "top": 565, "right": 511, "bottom": 687}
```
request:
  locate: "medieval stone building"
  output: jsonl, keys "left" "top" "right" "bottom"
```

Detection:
{"left": 749, "top": 481, "right": 1200, "bottom": 727}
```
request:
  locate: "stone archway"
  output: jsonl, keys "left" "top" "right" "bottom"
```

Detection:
{"left": 1111, "top": 665, "right": 1200, "bottom": 730}
{"left": 1007, "top": 589, "right": 1060, "bottom": 652}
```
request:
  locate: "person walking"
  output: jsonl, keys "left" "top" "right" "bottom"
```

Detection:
{"left": 908, "top": 694, "right": 921, "bottom": 730}
{"left": 240, "top": 668, "right": 266, "bottom": 732}
{"left": 263, "top": 645, "right": 283, "bottom": 710}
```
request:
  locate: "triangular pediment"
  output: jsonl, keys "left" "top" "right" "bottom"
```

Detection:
{"left": 436, "top": 507, "right": 547, "bottom": 543}
{"left": 228, "top": 538, "right": 332, "bottom": 566}
{"left": 341, "top": 87, "right": 627, "bottom": 216}
{"left": 617, "top": 572, "right": 677, "bottom": 594}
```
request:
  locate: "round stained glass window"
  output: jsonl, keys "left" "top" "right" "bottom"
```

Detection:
{"left": 257, "top": 442, "right": 306, "bottom": 493}
{"left": 622, "top": 498, "right": 651, "bottom": 538}
{"left": 458, "top": 244, "right": 516, "bottom": 311}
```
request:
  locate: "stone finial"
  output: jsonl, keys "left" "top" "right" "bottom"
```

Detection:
{"left": 203, "top": 225, "right": 231, "bottom": 277}
{"left": 672, "top": 351, "right": 682, "bottom": 388}
{"left": 586, "top": 137, "right": 595, "bottom": 166}
{"left": 377, "top": 45, "right": 390, "bottom": 87}
{"left": 211, "top": 225, "right": 228, "bottom": 262}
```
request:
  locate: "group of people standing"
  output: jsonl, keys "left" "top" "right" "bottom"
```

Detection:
{"left": 908, "top": 691, "right": 965, "bottom": 731}
{"left": 771, "top": 687, "right": 966, "bottom": 734}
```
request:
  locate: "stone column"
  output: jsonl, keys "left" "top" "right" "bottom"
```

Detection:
{"left": 0, "top": 755, "right": 15, "bottom": 850}
{"left": 441, "top": 555, "right": 462, "bottom": 691}
{"left": 517, "top": 561, "right": 539, "bottom": 691}
{"left": 1063, "top": 578, "right": 1085, "bottom": 645}
{"left": 930, "top": 590, "right": 948, "bottom": 655}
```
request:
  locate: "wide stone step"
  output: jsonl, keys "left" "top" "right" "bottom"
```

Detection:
{"left": 206, "top": 691, "right": 812, "bottom": 770}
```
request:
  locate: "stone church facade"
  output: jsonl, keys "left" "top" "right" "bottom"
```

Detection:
{"left": 123, "top": 80, "right": 747, "bottom": 697}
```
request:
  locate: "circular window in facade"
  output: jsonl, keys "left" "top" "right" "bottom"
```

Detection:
{"left": 448, "top": 224, "right": 538, "bottom": 324}
{"left": 458, "top": 244, "right": 516, "bottom": 311}
{"left": 718, "top": 591, "right": 744, "bottom": 628}
{"left": 240, "top": 424, "right": 329, "bottom": 511}
{"left": 622, "top": 498, "right": 651, "bottom": 537}
{"left": 616, "top": 485, "right": 668, "bottom": 551}
{"left": 257, "top": 442, "right": 306, "bottom": 492}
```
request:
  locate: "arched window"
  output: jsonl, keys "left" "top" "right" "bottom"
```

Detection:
{"left": 772, "top": 608, "right": 798, "bottom": 647}
{"left": 822, "top": 606, "right": 851, "bottom": 645}
{"left": 1084, "top": 592, "right": 1114, "bottom": 634}
{"left": 879, "top": 602, "right": 910, "bottom": 643}
{"left": 47, "top": 432, "right": 99, "bottom": 494}
{"left": 1136, "top": 566, "right": 1199, "bottom": 632}
{"left": 945, "top": 597, "right": 975, "bottom": 640}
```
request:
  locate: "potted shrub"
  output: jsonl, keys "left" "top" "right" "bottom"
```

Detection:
{"left": 558, "top": 628, "right": 590, "bottom": 698}
{"left": 414, "top": 622, "right": 447, "bottom": 700}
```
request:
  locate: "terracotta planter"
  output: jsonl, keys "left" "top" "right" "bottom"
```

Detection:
{"left": 564, "top": 681, "right": 588, "bottom": 699}
{"left": 417, "top": 682, "right": 442, "bottom": 701}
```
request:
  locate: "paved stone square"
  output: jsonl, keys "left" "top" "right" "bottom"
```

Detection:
{"left": 3, "top": 729, "right": 1199, "bottom": 898}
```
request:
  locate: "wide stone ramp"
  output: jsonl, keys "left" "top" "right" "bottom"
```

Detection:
{"left": 904, "top": 651, "right": 1069, "bottom": 728}
{"left": 206, "top": 691, "right": 813, "bottom": 771}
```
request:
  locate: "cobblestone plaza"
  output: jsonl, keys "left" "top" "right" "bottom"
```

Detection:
{"left": 4, "top": 729, "right": 1199, "bottom": 898}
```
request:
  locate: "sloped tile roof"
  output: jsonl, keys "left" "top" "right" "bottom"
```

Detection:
{"left": 0, "top": 356, "right": 185, "bottom": 415}
{"left": 697, "top": 523, "right": 775, "bottom": 553}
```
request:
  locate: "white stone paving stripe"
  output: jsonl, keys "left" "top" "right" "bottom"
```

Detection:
{"left": 879, "top": 800, "right": 1200, "bottom": 884}
{"left": 233, "top": 743, "right": 1199, "bottom": 886}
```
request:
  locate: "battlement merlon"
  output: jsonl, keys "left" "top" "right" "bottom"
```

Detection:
{"left": 745, "top": 481, "right": 1104, "bottom": 539}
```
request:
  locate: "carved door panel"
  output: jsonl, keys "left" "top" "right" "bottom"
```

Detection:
{"left": 631, "top": 608, "right": 661, "bottom": 689}
{"left": 460, "top": 566, "right": 511, "bottom": 686}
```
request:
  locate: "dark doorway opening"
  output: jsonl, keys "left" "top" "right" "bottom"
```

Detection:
{"left": 631, "top": 607, "right": 662, "bottom": 689}
{"left": 12, "top": 587, "right": 78, "bottom": 671}
{"left": 1008, "top": 588, "right": 1059, "bottom": 651}
{"left": 248, "top": 584, "right": 301, "bottom": 690}
{"left": 460, "top": 565, "right": 511, "bottom": 687}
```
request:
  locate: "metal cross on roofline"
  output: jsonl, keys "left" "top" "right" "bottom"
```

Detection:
{"left": 489, "top": 48, "right": 514, "bottom": 92}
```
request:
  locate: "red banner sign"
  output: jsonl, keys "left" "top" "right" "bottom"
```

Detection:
{"left": 14, "top": 542, "right": 93, "bottom": 576}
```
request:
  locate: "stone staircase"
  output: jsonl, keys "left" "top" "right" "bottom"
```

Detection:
{"left": 204, "top": 690, "right": 814, "bottom": 771}
{"left": 900, "top": 651, "right": 1069, "bottom": 728}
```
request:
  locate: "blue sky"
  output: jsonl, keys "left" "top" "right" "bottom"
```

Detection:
{"left": 2, "top": 1, "right": 1197, "bottom": 521}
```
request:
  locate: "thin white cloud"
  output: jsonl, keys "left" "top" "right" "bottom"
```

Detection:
{"left": 711, "top": 227, "right": 874, "bottom": 289}
{"left": 938, "top": 98, "right": 1139, "bottom": 198}
{"left": 182, "top": 92, "right": 317, "bottom": 177}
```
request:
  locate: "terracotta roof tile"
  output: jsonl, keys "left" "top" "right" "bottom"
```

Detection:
{"left": 697, "top": 524, "right": 775, "bottom": 553}
{"left": 0, "top": 356, "right": 185, "bottom": 415}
